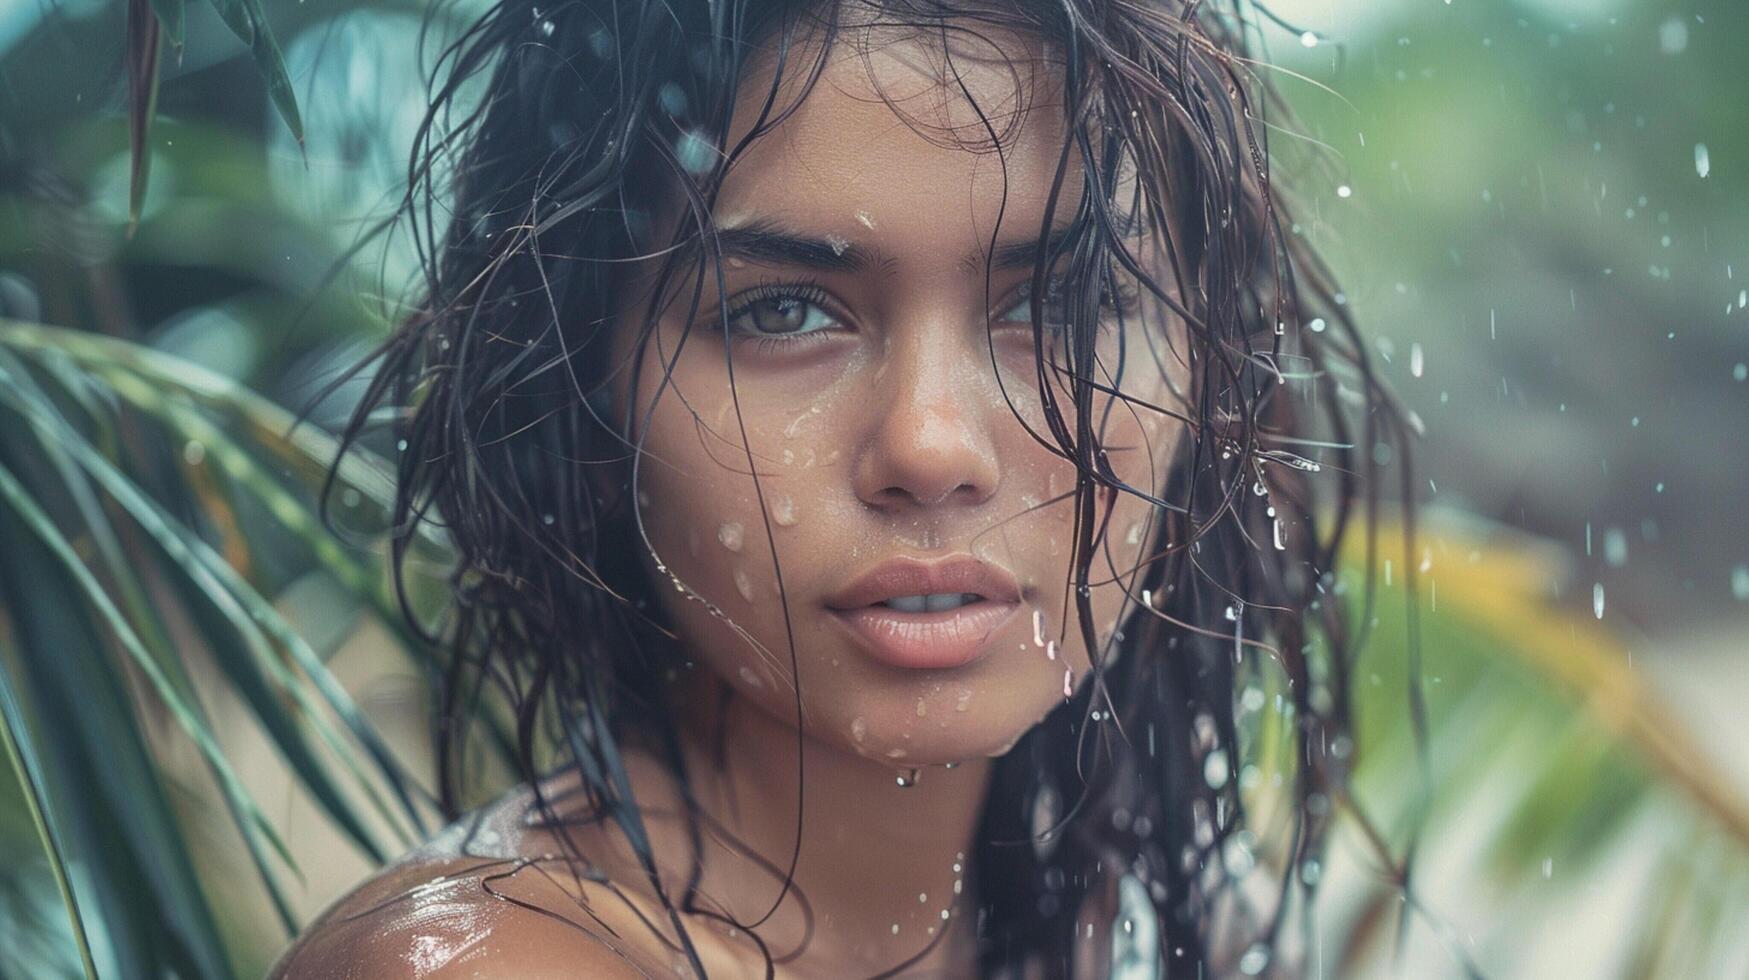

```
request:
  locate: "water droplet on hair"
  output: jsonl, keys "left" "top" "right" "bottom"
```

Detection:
{"left": 542, "top": 513, "right": 556, "bottom": 526}
{"left": 824, "top": 233, "right": 850, "bottom": 256}
{"left": 733, "top": 568, "right": 755, "bottom": 601}
{"left": 717, "top": 521, "right": 744, "bottom": 552}
{"left": 1204, "top": 749, "right": 1230, "bottom": 788}
{"left": 674, "top": 129, "right": 717, "bottom": 175}
{"left": 1222, "top": 831, "right": 1256, "bottom": 877}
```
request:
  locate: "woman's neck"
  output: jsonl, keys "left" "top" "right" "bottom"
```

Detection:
{"left": 661, "top": 668, "right": 993, "bottom": 973}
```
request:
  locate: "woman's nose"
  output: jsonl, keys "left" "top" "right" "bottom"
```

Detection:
{"left": 850, "top": 318, "right": 1002, "bottom": 512}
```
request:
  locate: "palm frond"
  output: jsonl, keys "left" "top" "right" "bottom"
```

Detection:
{"left": 0, "top": 317, "right": 441, "bottom": 978}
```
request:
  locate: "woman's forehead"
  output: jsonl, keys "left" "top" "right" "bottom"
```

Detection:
{"left": 705, "top": 21, "right": 1090, "bottom": 268}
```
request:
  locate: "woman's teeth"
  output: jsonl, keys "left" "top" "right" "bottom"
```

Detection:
{"left": 880, "top": 593, "right": 983, "bottom": 613}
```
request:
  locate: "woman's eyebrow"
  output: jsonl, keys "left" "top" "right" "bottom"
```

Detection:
{"left": 695, "top": 216, "right": 1093, "bottom": 275}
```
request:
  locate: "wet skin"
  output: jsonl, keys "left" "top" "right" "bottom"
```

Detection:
{"left": 274, "top": 16, "right": 1186, "bottom": 979}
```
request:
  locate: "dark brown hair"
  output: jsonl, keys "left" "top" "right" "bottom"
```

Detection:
{"left": 335, "top": 0, "right": 1415, "bottom": 974}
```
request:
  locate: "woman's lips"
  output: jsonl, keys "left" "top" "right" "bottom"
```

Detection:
{"left": 830, "top": 599, "right": 1020, "bottom": 670}
{"left": 824, "top": 554, "right": 1024, "bottom": 669}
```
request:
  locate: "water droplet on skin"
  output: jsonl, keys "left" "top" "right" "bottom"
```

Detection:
{"left": 954, "top": 690, "right": 971, "bottom": 712}
{"left": 916, "top": 699, "right": 927, "bottom": 717}
{"left": 1062, "top": 668, "right": 1074, "bottom": 698}
{"left": 1238, "top": 943, "right": 1270, "bottom": 975}
{"left": 850, "top": 717, "right": 868, "bottom": 742}
{"left": 1593, "top": 582, "right": 1606, "bottom": 619}
{"left": 770, "top": 495, "right": 797, "bottom": 526}
{"left": 886, "top": 747, "right": 908, "bottom": 760}
{"left": 856, "top": 209, "right": 876, "bottom": 229}
{"left": 895, "top": 767, "right": 921, "bottom": 787}
{"left": 738, "top": 666, "right": 764, "bottom": 689}
{"left": 718, "top": 521, "right": 744, "bottom": 552}
{"left": 733, "top": 569, "right": 755, "bottom": 601}
{"left": 824, "top": 233, "right": 850, "bottom": 256}
{"left": 1045, "top": 640, "right": 1058, "bottom": 661}
{"left": 1032, "top": 609, "right": 1045, "bottom": 646}
{"left": 1125, "top": 522, "right": 1143, "bottom": 545}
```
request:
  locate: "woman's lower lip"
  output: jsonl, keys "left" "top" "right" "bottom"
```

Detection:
{"left": 830, "top": 601, "right": 1020, "bottom": 670}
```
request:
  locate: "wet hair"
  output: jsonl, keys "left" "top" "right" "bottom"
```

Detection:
{"left": 333, "top": 0, "right": 1416, "bottom": 975}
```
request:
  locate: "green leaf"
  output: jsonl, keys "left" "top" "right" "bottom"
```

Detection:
{"left": 0, "top": 653, "right": 99, "bottom": 980}
{"left": 0, "top": 458, "right": 301, "bottom": 922}
{"left": 203, "top": 0, "right": 304, "bottom": 146}
{"left": 126, "top": 0, "right": 164, "bottom": 236}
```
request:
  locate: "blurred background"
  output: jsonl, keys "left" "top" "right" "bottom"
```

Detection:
{"left": 0, "top": 0, "right": 1743, "bottom": 976}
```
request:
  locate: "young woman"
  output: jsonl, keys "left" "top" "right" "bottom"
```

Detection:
{"left": 274, "top": 0, "right": 1407, "bottom": 975}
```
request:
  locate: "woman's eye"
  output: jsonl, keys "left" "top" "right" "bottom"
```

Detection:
{"left": 996, "top": 278, "right": 1137, "bottom": 329}
{"left": 996, "top": 279, "right": 1068, "bottom": 327}
{"left": 725, "top": 290, "right": 838, "bottom": 338}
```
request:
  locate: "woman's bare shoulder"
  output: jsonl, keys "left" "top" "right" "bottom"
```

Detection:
{"left": 268, "top": 855, "right": 649, "bottom": 979}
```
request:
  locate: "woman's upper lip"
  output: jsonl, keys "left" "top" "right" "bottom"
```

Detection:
{"left": 824, "top": 555, "right": 1023, "bottom": 610}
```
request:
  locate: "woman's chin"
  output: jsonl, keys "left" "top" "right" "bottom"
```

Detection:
{"left": 817, "top": 703, "right": 1051, "bottom": 769}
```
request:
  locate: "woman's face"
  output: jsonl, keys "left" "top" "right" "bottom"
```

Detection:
{"left": 608, "top": 24, "right": 1186, "bottom": 767}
